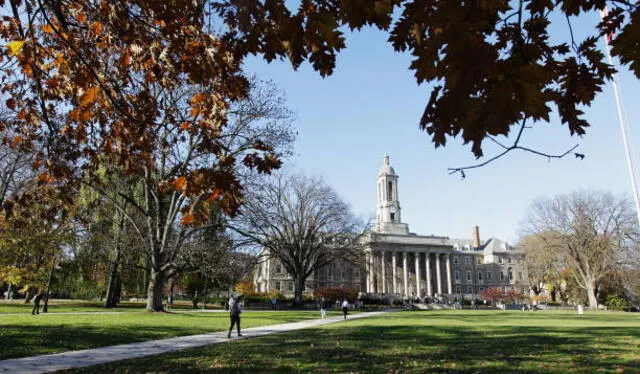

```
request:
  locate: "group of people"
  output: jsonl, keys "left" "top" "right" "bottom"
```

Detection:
{"left": 225, "top": 294, "right": 352, "bottom": 338}
{"left": 319, "top": 298, "right": 350, "bottom": 320}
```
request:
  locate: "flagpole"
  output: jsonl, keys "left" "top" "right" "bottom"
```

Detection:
{"left": 600, "top": 9, "right": 640, "bottom": 226}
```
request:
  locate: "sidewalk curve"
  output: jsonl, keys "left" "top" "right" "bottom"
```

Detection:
{"left": 0, "top": 310, "right": 391, "bottom": 374}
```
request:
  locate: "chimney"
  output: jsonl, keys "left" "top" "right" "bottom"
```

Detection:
{"left": 472, "top": 225, "right": 480, "bottom": 248}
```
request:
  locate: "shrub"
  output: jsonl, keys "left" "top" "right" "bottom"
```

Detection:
{"left": 605, "top": 294, "right": 630, "bottom": 311}
{"left": 313, "top": 286, "right": 358, "bottom": 303}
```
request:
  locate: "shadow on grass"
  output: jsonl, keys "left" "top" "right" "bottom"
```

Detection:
{"left": 68, "top": 312, "right": 640, "bottom": 374}
{"left": 0, "top": 311, "right": 327, "bottom": 360}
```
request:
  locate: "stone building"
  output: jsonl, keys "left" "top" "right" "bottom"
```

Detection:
{"left": 254, "top": 155, "right": 529, "bottom": 299}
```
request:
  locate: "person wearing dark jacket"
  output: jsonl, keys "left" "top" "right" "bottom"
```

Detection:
{"left": 227, "top": 294, "right": 243, "bottom": 338}
{"left": 32, "top": 290, "right": 44, "bottom": 315}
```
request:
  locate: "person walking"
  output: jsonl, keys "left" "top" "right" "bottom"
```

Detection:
{"left": 227, "top": 294, "right": 243, "bottom": 338}
{"left": 341, "top": 298, "right": 349, "bottom": 320}
{"left": 32, "top": 290, "right": 44, "bottom": 315}
{"left": 320, "top": 298, "right": 327, "bottom": 319}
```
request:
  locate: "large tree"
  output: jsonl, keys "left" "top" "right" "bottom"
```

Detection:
{"left": 519, "top": 233, "right": 564, "bottom": 297}
{"left": 522, "top": 190, "right": 638, "bottom": 308}
{"left": 230, "top": 172, "right": 366, "bottom": 304}
{"left": 1, "top": 1, "right": 293, "bottom": 310}
{"left": 84, "top": 81, "right": 294, "bottom": 311}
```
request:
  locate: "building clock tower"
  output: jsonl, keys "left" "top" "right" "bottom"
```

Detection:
{"left": 375, "top": 154, "right": 409, "bottom": 235}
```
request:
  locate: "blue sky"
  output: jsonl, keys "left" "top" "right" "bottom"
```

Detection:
{"left": 243, "top": 9, "right": 640, "bottom": 244}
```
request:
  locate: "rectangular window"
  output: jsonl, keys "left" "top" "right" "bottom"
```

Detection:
{"left": 508, "top": 257, "right": 513, "bottom": 264}
{"left": 455, "top": 286, "right": 461, "bottom": 294}
{"left": 501, "top": 286, "right": 506, "bottom": 295}
{"left": 518, "top": 272, "right": 523, "bottom": 281}
{"left": 478, "top": 271, "right": 483, "bottom": 281}
{"left": 479, "top": 286, "right": 484, "bottom": 293}
{"left": 276, "top": 264, "right": 282, "bottom": 274}
{"left": 288, "top": 282, "right": 294, "bottom": 292}
{"left": 467, "top": 286, "right": 473, "bottom": 294}
{"left": 455, "top": 271, "right": 460, "bottom": 281}
{"left": 466, "top": 271, "right": 471, "bottom": 281}
{"left": 476, "top": 257, "right": 482, "bottom": 265}
{"left": 341, "top": 267, "right": 346, "bottom": 279}
{"left": 487, "top": 271, "right": 492, "bottom": 280}
{"left": 387, "top": 181, "right": 393, "bottom": 201}
{"left": 465, "top": 256, "right": 471, "bottom": 264}
{"left": 453, "top": 256, "right": 459, "bottom": 264}
{"left": 390, "top": 212, "right": 395, "bottom": 221}
{"left": 275, "top": 281, "right": 281, "bottom": 291}
{"left": 499, "top": 257, "right": 504, "bottom": 264}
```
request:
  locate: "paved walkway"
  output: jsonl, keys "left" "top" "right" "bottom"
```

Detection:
{"left": 0, "top": 310, "right": 390, "bottom": 374}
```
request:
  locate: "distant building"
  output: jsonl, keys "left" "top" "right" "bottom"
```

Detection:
{"left": 254, "top": 155, "right": 529, "bottom": 299}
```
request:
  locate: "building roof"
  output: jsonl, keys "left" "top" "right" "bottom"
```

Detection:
{"left": 377, "top": 153, "right": 397, "bottom": 178}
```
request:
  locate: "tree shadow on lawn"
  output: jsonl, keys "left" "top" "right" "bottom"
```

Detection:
{"left": 0, "top": 323, "right": 215, "bottom": 360}
{"left": 0, "top": 311, "right": 326, "bottom": 360}
{"left": 76, "top": 318, "right": 640, "bottom": 374}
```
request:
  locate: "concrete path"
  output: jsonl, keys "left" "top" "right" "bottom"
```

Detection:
{"left": 0, "top": 310, "right": 390, "bottom": 374}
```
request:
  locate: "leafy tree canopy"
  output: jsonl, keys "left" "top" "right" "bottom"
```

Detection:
{"left": 214, "top": 0, "right": 639, "bottom": 159}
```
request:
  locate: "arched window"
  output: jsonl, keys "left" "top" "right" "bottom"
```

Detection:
{"left": 500, "top": 271, "right": 505, "bottom": 280}
{"left": 508, "top": 268, "right": 513, "bottom": 281}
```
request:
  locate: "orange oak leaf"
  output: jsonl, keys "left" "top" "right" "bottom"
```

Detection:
{"left": 79, "top": 87, "right": 99, "bottom": 106}
{"left": 173, "top": 176, "right": 187, "bottom": 191}
{"left": 181, "top": 212, "right": 195, "bottom": 225}
{"left": 90, "top": 22, "right": 102, "bottom": 36}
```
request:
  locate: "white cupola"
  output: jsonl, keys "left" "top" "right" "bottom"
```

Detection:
{"left": 375, "top": 154, "right": 409, "bottom": 235}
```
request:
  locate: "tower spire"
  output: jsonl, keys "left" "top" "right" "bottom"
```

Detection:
{"left": 375, "top": 154, "right": 409, "bottom": 235}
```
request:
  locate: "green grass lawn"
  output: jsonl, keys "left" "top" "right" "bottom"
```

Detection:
{"left": 0, "top": 299, "right": 221, "bottom": 314}
{"left": 0, "top": 309, "right": 338, "bottom": 360}
{"left": 64, "top": 310, "right": 640, "bottom": 374}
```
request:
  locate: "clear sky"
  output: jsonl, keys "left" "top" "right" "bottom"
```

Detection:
{"left": 243, "top": 9, "right": 640, "bottom": 244}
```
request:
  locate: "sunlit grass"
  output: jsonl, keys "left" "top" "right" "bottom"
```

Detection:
{"left": 66, "top": 310, "right": 640, "bottom": 374}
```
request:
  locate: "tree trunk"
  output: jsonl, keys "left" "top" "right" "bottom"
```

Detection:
{"left": 192, "top": 289, "right": 199, "bottom": 309}
{"left": 202, "top": 277, "right": 208, "bottom": 310}
{"left": 145, "top": 269, "right": 166, "bottom": 312}
{"left": 104, "top": 246, "right": 122, "bottom": 308}
{"left": 42, "top": 256, "right": 57, "bottom": 313}
{"left": 5, "top": 283, "right": 11, "bottom": 300}
{"left": 24, "top": 288, "right": 32, "bottom": 303}
{"left": 587, "top": 281, "right": 598, "bottom": 309}
{"left": 293, "top": 274, "right": 306, "bottom": 306}
{"left": 105, "top": 210, "right": 126, "bottom": 308}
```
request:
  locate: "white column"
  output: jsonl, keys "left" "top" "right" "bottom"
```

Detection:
{"left": 266, "top": 257, "right": 271, "bottom": 291}
{"left": 446, "top": 254, "right": 452, "bottom": 294}
{"left": 436, "top": 253, "right": 442, "bottom": 294}
{"left": 415, "top": 252, "right": 421, "bottom": 297}
{"left": 425, "top": 252, "right": 432, "bottom": 296}
{"left": 403, "top": 251, "right": 408, "bottom": 296}
{"left": 392, "top": 252, "right": 397, "bottom": 293}
{"left": 381, "top": 251, "right": 387, "bottom": 293}
{"left": 368, "top": 252, "right": 375, "bottom": 292}
{"left": 365, "top": 252, "right": 370, "bottom": 292}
